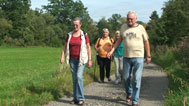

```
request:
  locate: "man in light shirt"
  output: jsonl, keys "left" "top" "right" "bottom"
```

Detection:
{"left": 108, "top": 11, "right": 151, "bottom": 106}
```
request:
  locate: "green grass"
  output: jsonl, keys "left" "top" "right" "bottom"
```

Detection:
{"left": 0, "top": 47, "right": 63, "bottom": 105}
{"left": 0, "top": 47, "right": 114, "bottom": 106}
{"left": 151, "top": 45, "right": 189, "bottom": 106}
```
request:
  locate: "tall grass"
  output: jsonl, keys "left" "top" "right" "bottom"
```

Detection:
{"left": 0, "top": 47, "right": 114, "bottom": 106}
{"left": 151, "top": 42, "right": 189, "bottom": 106}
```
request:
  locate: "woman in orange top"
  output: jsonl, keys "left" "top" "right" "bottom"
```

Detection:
{"left": 95, "top": 28, "right": 114, "bottom": 83}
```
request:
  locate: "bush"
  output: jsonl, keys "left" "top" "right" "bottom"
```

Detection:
{"left": 14, "top": 38, "right": 25, "bottom": 46}
{"left": 151, "top": 44, "right": 189, "bottom": 106}
{"left": 151, "top": 45, "right": 176, "bottom": 68}
{"left": 3, "top": 36, "right": 14, "bottom": 45}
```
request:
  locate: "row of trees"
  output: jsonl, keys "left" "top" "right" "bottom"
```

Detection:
{"left": 1, "top": 0, "right": 188, "bottom": 47}
{"left": 146, "top": 0, "right": 189, "bottom": 46}
{"left": 0, "top": 0, "right": 95, "bottom": 46}
{"left": 0, "top": 0, "right": 127, "bottom": 47}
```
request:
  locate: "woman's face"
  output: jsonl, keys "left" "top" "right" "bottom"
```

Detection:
{"left": 73, "top": 20, "right": 81, "bottom": 32}
{"left": 115, "top": 32, "right": 120, "bottom": 39}
{"left": 103, "top": 30, "right": 109, "bottom": 38}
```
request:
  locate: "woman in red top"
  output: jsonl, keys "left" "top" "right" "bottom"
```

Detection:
{"left": 60, "top": 17, "right": 92, "bottom": 105}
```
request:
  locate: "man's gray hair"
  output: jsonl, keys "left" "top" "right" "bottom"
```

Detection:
{"left": 127, "top": 11, "right": 137, "bottom": 17}
{"left": 72, "top": 17, "right": 82, "bottom": 24}
{"left": 103, "top": 28, "right": 109, "bottom": 33}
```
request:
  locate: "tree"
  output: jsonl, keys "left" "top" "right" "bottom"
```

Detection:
{"left": 147, "top": 0, "right": 189, "bottom": 46}
{"left": 108, "top": 14, "right": 122, "bottom": 33}
{"left": 43, "top": 0, "right": 95, "bottom": 45}
{"left": 43, "top": 0, "right": 89, "bottom": 26}
{"left": 96, "top": 17, "right": 111, "bottom": 37}
{"left": 161, "top": 0, "right": 189, "bottom": 45}
{"left": 0, "top": 0, "right": 31, "bottom": 39}
{"left": 146, "top": 10, "right": 167, "bottom": 45}
{"left": 0, "top": 18, "right": 12, "bottom": 45}
{"left": 150, "top": 11, "right": 159, "bottom": 21}
{"left": 120, "top": 17, "right": 126, "bottom": 25}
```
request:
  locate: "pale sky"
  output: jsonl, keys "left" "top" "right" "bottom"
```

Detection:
{"left": 30, "top": 0, "right": 168, "bottom": 23}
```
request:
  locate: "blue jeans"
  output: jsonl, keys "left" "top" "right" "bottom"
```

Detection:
{"left": 69, "top": 58, "right": 85, "bottom": 101}
{"left": 123, "top": 57, "right": 144, "bottom": 105}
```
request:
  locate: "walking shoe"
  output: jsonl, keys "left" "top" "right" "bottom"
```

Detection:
{"left": 115, "top": 80, "right": 119, "bottom": 84}
{"left": 115, "top": 79, "right": 121, "bottom": 84}
{"left": 132, "top": 104, "right": 139, "bottom": 106}
{"left": 108, "top": 78, "right": 111, "bottom": 81}
{"left": 99, "top": 80, "right": 104, "bottom": 83}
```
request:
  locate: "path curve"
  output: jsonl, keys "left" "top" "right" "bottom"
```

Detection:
{"left": 44, "top": 62, "right": 168, "bottom": 106}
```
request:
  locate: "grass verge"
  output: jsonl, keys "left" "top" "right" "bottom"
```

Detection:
{"left": 151, "top": 45, "right": 189, "bottom": 106}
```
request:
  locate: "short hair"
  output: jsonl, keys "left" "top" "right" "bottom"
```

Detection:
{"left": 102, "top": 28, "right": 109, "bottom": 33}
{"left": 72, "top": 17, "right": 82, "bottom": 24}
{"left": 127, "top": 11, "right": 137, "bottom": 17}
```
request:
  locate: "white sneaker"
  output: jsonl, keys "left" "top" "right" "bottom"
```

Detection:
{"left": 115, "top": 79, "right": 120, "bottom": 84}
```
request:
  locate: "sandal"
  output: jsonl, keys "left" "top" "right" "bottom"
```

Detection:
{"left": 132, "top": 104, "right": 139, "bottom": 106}
{"left": 126, "top": 96, "right": 132, "bottom": 103}
{"left": 78, "top": 100, "right": 84, "bottom": 105}
{"left": 70, "top": 100, "right": 78, "bottom": 104}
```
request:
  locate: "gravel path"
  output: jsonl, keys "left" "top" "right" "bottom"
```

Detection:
{"left": 44, "top": 62, "right": 168, "bottom": 106}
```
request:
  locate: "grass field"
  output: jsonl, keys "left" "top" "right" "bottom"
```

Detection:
{"left": 0, "top": 47, "right": 114, "bottom": 106}
{"left": 0, "top": 47, "right": 62, "bottom": 105}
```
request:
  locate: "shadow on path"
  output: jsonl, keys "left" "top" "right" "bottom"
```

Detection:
{"left": 141, "top": 76, "right": 168, "bottom": 101}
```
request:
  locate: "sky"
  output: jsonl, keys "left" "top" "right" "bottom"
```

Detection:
{"left": 31, "top": 0, "right": 168, "bottom": 23}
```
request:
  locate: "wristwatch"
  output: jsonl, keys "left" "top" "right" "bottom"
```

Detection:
{"left": 146, "top": 56, "right": 151, "bottom": 58}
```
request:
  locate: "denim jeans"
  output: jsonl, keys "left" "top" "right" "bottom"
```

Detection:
{"left": 69, "top": 58, "right": 85, "bottom": 101}
{"left": 123, "top": 57, "right": 144, "bottom": 105}
{"left": 114, "top": 56, "right": 123, "bottom": 81}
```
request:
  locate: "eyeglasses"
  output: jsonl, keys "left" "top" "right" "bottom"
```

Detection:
{"left": 73, "top": 24, "right": 79, "bottom": 27}
{"left": 127, "top": 18, "right": 136, "bottom": 20}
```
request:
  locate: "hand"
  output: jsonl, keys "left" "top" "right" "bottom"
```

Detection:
{"left": 146, "top": 57, "right": 151, "bottom": 64}
{"left": 95, "top": 48, "right": 99, "bottom": 51}
{"left": 60, "top": 56, "right": 64, "bottom": 64}
{"left": 107, "top": 50, "right": 113, "bottom": 59}
{"left": 88, "top": 60, "right": 92, "bottom": 67}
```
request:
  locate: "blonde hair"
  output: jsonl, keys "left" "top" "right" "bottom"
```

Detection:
{"left": 114, "top": 30, "right": 120, "bottom": 41}
{"left": 115, "top": 30, "right": 120, "bottom": 34}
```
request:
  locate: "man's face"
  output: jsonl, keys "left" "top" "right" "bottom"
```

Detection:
{"left": 127, "top": 13, "right": 137, "bottom": 27}
{"left": 73, "top": 20, "right": 81, "bottom": 31}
